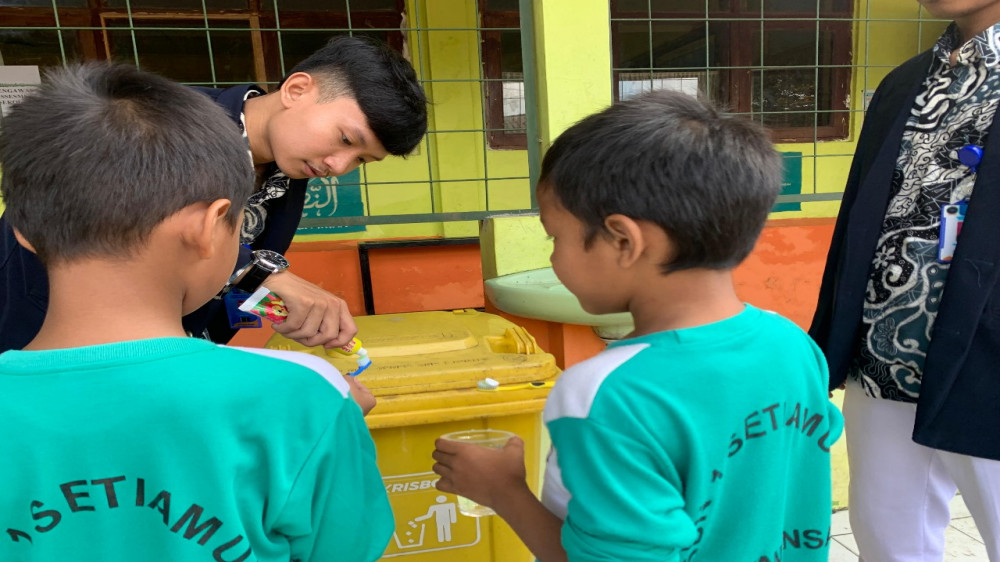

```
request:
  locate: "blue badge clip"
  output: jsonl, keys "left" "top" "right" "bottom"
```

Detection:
{"left": 223, "top": 288, "right": 262, "bottom": 329}
{"left": 958, "top": 145, "right": 983, "bottom": 173}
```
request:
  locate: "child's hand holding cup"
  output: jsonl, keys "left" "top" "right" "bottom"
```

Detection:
{"left": 431, "top": 429, "right": 523, "bottom": 517}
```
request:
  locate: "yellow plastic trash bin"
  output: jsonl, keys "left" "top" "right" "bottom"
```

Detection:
{"left": 266, "top": 309, "right": 560, "bottom": 561}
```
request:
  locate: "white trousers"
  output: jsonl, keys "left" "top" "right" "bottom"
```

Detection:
{"left": 844, "top": 381, "right": 1000, "bottom": 561}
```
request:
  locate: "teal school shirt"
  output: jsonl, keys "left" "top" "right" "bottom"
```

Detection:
{"left": 0, "top": 338, "right": 393, "bottom": 561}
{"left": 541, "top": 305, "right": 843, "bottom": 561}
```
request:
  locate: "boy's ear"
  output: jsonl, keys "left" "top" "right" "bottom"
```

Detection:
{"left": 279, "top": 72, "right": 316, "bottom": 109}
{"left": 183, "top": 199, "right": 234, "bottom": 259}
{"left": 603, "top": 214, "right": 645, "bottom": 268}
{"left": 12, "top": 228, "right": 37, "bottom": 255}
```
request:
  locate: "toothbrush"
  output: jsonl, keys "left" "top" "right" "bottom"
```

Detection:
{"left": 325, "top": 339, "right": 372, "bottom": 377}
{"left": 477, "top": 377, "right": 554, "bottom": 391}
{"left": 346, "top": 348, "right": 372, "bottom": 377}
{"left": 238, "top": 289, "right": 373, "bottom": 377}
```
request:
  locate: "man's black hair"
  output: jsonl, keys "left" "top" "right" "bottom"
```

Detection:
{"left": 288, "top": 35, "right": 428, "bottom": 156}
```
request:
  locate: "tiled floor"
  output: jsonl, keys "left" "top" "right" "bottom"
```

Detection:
{"left": 829, "top": 494, "right": 989, "bottom": 561}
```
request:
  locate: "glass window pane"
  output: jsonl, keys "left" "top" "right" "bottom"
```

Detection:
{"left": 613, "top": 20, "right": 728, "bottom": 105}
{"left": 619, "top": 71, "right": 707, "bottom": 98}
{"left": 502, "top": 74, "right": 524, "bottom": 131}
{"left": 279, "top": 31, "right": 344, "bottom": 74}
{"left": 105, "top": 19, "right": 255, "bottom": 85}
{"left": 741, "top": 0, "right": 850, "bottom": 15}
{"left": 752, "top": 27, "right": 821, "bottom": 67}
{"left": 500, "top": 29, "right": 523, "bottom": 132}
{"left": 750, "top": 26, "right": 836, "bottom": 127}
{"left": 262, "top": 0, "right": 346, "bottom": 12}
{"left": 345, "top": 0, "right": 398, "bottom": 10}
{"left": 278, "top": 30, "right": 395, "bottom": 75}
{"left": 105, "top": 0, "right": 247, "bottom": 8}
{"left": 484, "top": 0, "right": 519, "bottom": 12}
{"left": 0, "top": 29, "right": 82, "bottom": 66}
{"left": 263, "top": 0, "right": 397, "bottom": 12}
{"left": 0, "top": 0, "right": 84, "bottom": 5}
{"left": 650, "top": 0, "right": 730, "bottom": 11}
{"left": 767, "top": 0, "right": 812, "bottom": 11}
{"left": 500, "top": 29, "right": 522, "bottom": 74}
{"left": 614, "top": 21, "right": 726, "bottom": 70}
{"left": 615, "top": 22, "right": 653, "bottom": 70}
{"left": 651, "top": 21, "right": 710, "bottom": 68}
{"left": 751, "top": 68, "right": 834, "bottom": 127}
{"left": 613, "top": 0, "right": 648, "bottom": 12}
{"left": 208, "top": 30, "right": 258, "bottom": 84}
{"left": 613, "top": 0, "right": 730, "bottom": 14}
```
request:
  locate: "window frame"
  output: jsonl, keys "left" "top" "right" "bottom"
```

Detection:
{"left": 479, "top": 1, "right": 526, "bottom": 150}
{"left": 733, "top": 18, "right": 851, "bottom": 142}
{"left": 1, "top": 0, "right": 407, "bottom": 88}
{"left": 98, "top": 11, "right": 267, "bottom": 85}
{"left": 0, "top": 6, "right": 101, "bottom": 63}
{"left": 610, "top": 2, "right": 852, "bottom": 142}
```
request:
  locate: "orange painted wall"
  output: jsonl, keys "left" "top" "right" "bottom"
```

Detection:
{"left": 227, "top": 240, "right": 365, "bottom": 349}
{"left": 366, "top": 244, "right": 484, "bottom": 314}
{"left": 734, "top": 218, "right": 836, "bottom": 331}
{"left": 227, "top": 238, "right": 485, "bottom": 348}
{"left": 229, "top": 219, "right": 837, "bottom": 357}
{"left": 486, "top": 218, "right": 837, "bottom": 369}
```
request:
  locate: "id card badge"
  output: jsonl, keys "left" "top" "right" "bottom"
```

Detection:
{"left": 223, "top": 289, "right": 263, "bottom": 329}
{"left": 938, "top": 200, "right": 968, "bottom": 263}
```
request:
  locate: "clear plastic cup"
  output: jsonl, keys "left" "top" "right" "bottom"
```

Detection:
{"left": 439, "top": 429, "right": 517, "bottom": 516}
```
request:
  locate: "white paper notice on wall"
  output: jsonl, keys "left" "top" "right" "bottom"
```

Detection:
{"left": 863, "top": 89, "right": 876, "bottom": 111}
{"left": 0, "top": 66, "right": 42, "bottom": 122}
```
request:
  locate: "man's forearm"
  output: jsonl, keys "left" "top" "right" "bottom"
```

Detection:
{"left": 493, "top": 485, "right": 568, "bottom": 562}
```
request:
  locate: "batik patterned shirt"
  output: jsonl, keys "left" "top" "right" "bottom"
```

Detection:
{"left": 238, "top": 89, "right": 291, "bottom": 246}
{"left": 850, "top": 23, "right": 1000, "bottom": 401}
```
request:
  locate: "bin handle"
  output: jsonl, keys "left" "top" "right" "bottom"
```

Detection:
{"left": 486, "top": 327, "right": 542, "bottom": 354}
{"left": 477, "top": 377, "right": 553, "bottom": 391}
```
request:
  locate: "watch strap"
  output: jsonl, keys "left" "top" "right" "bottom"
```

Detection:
{"left": 233, "top": 262, "right": 273, "bottom": 293}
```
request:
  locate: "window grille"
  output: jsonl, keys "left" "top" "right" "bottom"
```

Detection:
{"left": 0, "top": 1, "right": 952, "bottom": 224}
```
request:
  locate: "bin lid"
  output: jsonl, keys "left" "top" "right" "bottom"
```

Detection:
{"left": 264, "top": 309, "right": 560, "bottom": 397}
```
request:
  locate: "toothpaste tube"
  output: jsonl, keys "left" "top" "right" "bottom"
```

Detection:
{"left": 239, "top": 288, "right": 372, "bottom": 376}
{"left": 327, "top": 338, "right": 363, "bottom": 355}
{"left": 237, "top": 286, "right": 288, "bottom": 323}
{"left": 325, "top": 338, "right": 372, "bottom": 377}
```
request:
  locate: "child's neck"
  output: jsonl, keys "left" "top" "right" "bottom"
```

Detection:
{"left": 25, "top": 260, "right": 189, "bottom": 351}
{"left": 627, "top": 268, "right": 744, "bottom": 337}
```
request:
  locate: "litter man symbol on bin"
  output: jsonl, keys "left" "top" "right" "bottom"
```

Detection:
{"left": 413, "top": 495, "right": 457, "bottom": 542}
{"left": 382, "top": 471, "right": 480, "bottom": 557}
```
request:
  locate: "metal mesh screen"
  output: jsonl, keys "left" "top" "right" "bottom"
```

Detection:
{"left": 0, "top": 1, "right": 950, "bottom": 226}
{"left": 0, "top": 0, "right": 536, "bottom": 232}
{"left": 608, "top": 0, "right": 949, "bottom": 210}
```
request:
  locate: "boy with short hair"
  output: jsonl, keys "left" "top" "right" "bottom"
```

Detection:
{"left": 0, "top": 34, "right": 429, "bottom": 352}
{"left": 432, "top": 90, "right": 843, "bottom": 561}
{"left": 0, "top": 62, "right": 392, "bottom": 561}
